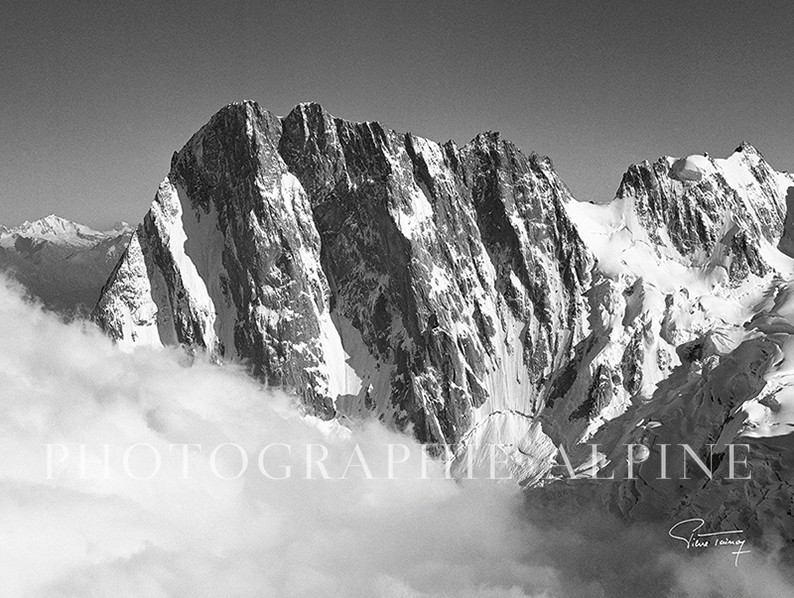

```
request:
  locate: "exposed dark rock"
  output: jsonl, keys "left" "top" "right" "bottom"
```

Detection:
{"left": 95, "top": 100, "right": 593, "bottom": 443}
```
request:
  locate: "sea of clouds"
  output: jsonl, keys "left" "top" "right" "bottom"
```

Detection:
{"left": 0, "top": 274, "right": 791, "bottom": 598}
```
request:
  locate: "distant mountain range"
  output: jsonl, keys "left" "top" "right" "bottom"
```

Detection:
{"left": 0, "top": 214, "right": 132, "bottom": 315}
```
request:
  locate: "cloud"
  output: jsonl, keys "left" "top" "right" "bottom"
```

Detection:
{"left": 0, "top": 274, "right": 791, "bottom": 598}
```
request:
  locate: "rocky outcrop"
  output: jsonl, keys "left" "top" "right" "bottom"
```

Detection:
{"left": 526, "top": 295, "right": 794, "bottom": 549}
{"left": 778, "top": 186, "right": 794, "bottom": 258}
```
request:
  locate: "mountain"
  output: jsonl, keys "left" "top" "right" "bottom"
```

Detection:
{"left": 528, "top": 146, "right": 794, "bottom": 544}
{"left": 543, "top": 144, "right": 794, "bottom": 447}
{"left": 0, "top": 215, "right": 132, "bottom": 314}
{"left": 94, "top": 101, "right": 592, "bottom": 439}
{"left": 93, "top": 100, "right": 794, "bottom": 544}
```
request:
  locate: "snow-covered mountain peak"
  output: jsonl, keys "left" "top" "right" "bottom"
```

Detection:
{"left": 23, "top": 213, "right": 80, "bottom": 231}
{"left": 3, "top": 214, "right": 109, "bottom": 248}
{"left": 0, "top": 214, "right": 133, "bottom": 313}
{"left": 563, "top": 143, "right": 794, "bottom": 288}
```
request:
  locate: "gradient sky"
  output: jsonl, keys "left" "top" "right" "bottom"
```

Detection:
{"left": 2, "top": 0, "right": 793, "bottom": 229}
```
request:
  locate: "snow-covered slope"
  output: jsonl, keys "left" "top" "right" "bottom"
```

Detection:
{"left": 0, "top": 215, "right": 132, "bottom": 313}
{"left": 522, "top": 144, "right": 794, "bottom": 546}
{"left": 543, "top": 145, "right": 794, "bottom": 450}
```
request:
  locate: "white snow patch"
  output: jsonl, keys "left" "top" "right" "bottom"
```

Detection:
{"left": 154, "top": 180, "right": 219, "bottom": 350}
{"left": 318, "top": 310, "right": 363, "bottom": 399}
{"left": 106, "top": 232, "right": 162, "bottom": 350}
{"left": 178, "top": 185, "right": 237, "bottom": 359}
{"left": 668, "top": 155, "right": 714, "bottom": 182}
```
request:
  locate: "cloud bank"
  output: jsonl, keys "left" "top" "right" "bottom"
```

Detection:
{"left": 0, "top": 274, "right": 791, "bottom": 597}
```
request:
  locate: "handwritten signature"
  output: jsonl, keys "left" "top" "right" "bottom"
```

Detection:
{"left": 668, "top": 518, "right": 751, "bottom": 566}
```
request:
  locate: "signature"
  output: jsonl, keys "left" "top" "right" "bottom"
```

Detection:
{"left": 668, "top": 518, "right": 751, "bottom": 566}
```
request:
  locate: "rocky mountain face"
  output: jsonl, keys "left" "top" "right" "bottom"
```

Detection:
{"left": 0, "top": 215, "right": 132, "bottom": 314}
{"left": 93, "top": 100, "right": 794, "bottom": 544}
{"left": 94, "top": 100, "right": 592, "bottom": 441}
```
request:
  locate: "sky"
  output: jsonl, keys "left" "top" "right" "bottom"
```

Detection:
{"left": 1, "top": 0, "right": 793, "bottom": 229}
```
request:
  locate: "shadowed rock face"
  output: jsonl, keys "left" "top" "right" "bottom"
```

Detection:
{"left": 94, "top": 100, "right": 593, "bottom": 441}
{"left": 778, "top": 187, "right": 794, "bottom": 258}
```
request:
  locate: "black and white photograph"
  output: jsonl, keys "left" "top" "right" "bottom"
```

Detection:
{"left": 2, "top": 1, "right": 794, "bottom": 596}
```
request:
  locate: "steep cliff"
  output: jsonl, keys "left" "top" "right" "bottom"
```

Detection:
{"left": 95, "top": 100, "right": 593, "bottom": 443}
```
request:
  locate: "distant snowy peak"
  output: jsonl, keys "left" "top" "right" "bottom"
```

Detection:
{"left": 0, "top": 214, "right": 113, "bottom": 248}
{"left": 0, "top": 215, "right": 133, "bottom": 313}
